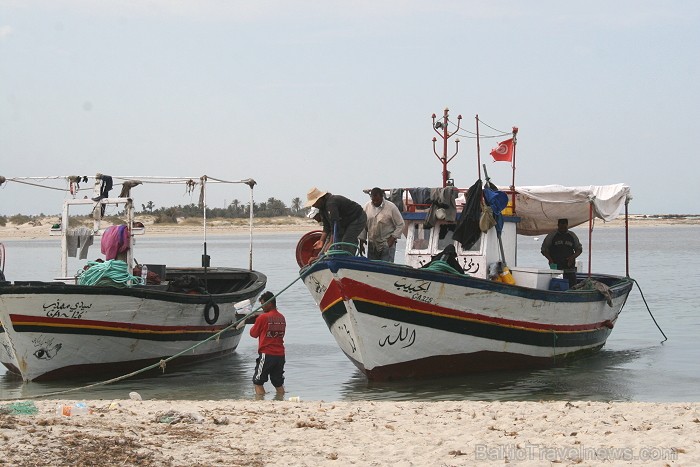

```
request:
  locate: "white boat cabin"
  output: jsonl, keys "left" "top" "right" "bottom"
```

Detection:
{"left": 389, "top": 184, "right": 625, "bottom": 291}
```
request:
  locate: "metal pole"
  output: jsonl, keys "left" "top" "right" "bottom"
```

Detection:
{"left": 61, "top": 201, "right": 69, "bottom": 278}
{"left": 476, "top": 115, "right": 482, "bottom": 180}
{"left": 249, "top": 183, "right": 254, "bottom": 270}
{"left": 201, "top": 176, "right": 209, "bottom": 289}
{"left": 511, "top": 127, "right": 519, "bottom": 214}
{"left": 588, "top": 202, "right": 593, "bottom": 278}
{"left": 625, "top": 197, "right": 630, "bottom": 277}
{"left": 442, "top": 108, "right": 449, "bottom": 186}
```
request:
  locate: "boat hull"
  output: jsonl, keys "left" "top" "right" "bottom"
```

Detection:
{"left": 302, "top": 257, "right": 632, "bottom": 381}
{"left": 0, "top": 268, "right": 266, "bottom": 381}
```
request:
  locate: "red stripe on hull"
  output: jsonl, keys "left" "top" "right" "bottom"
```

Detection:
{"left": 319, "top": 279, "right": 345, "bottom": 312}
{"left": 9, "top": 314, "right": 230, "bottom": 333}
{"left": 324, "top": 277, "right": 609, "bottom": 333}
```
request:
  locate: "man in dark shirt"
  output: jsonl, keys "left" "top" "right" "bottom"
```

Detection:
{"left": 249, "top": 291, "right": 286, "bottom": 396}
{"left": 305, "top": 187, "right": 367, "bottom": 257}
{"left": 541, "top": 218, "right": 583, "bottom": 287}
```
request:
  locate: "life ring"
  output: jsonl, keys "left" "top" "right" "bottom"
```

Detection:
{"left": 204, "top": 301, "right": 219, "bottom": 325}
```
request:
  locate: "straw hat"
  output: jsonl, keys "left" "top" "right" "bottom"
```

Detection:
{"left": 304, "top": 187, "right": 327, "bottom": 207}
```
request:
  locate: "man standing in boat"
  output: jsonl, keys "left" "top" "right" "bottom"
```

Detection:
{"left": 250, "top": 291, "right": 286, "bottom": 397}
{"left": 541, "top": 218, "right": 583, "bottom": 288}
{"left": 305, "top": 187, "right": 367, "bottom": 257}
{"left": 359, "top": 187, "right": 405, "bottom": 262}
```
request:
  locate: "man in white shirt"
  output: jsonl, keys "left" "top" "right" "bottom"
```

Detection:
{"left": 360, "top": 187, "right": 405, "bottom": 262}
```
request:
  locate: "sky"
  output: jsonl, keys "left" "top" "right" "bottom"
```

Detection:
{"left": 1, "top": 0, "right": 699, "bottom": 216}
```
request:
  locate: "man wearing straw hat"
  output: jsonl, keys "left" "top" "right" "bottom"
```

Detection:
{"left": 305, "top": 187, "right": 366, "bottom": 258}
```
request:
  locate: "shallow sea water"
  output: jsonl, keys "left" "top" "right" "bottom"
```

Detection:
{"left": 1, "top": 226, "right": 698, "bottom": 402}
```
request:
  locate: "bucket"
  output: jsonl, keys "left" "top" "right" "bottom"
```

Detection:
{"left": 502, "top": 200, "right": 514, "bottom": 216}
{"left": 295, "top": 230, "right": 324, "bottom": 268}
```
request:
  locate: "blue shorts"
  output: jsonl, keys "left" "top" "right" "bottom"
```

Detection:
{"left": 252, "top": 353, "right": 285, "bottom": 388}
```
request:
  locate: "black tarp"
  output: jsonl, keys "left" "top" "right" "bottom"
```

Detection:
{"left": 453, "top": 179, "right": 483, "bottom": 250}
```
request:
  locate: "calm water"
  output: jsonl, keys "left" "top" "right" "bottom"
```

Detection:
{"left": 1, "top": 226, "right": 698, "bottom": 402}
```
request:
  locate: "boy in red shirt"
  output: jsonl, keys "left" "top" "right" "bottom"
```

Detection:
{"left": 249, "top": 291, "right": 286, "bottom": 396}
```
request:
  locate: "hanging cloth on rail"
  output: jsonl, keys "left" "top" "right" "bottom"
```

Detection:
{"left": 92, "top": 174, "right": 114, "bottom": 216}
{"left": 453, "top": 180, "right": 483, "bottom": 250}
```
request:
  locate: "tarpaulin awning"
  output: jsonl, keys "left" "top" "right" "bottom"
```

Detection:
{"left": 505, "top": 184, "right": 631, "bottom": 236}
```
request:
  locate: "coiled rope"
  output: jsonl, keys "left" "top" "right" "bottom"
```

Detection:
{"left": 421, "top": 259, "right": 463, "bottom": 275}
{"left": 77, "top": 260, "right": 144, "bottom": 286}
{"left": 324, "top": 242, "right": 359, "bottom": 256}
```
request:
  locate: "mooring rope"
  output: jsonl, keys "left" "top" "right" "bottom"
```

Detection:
{"left": 631, "top": 278, "right": 668, "bottom": 342}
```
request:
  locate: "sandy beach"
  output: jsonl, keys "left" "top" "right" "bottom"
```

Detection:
{"left": 0, "top": 398, "right": 696, "bottom": 465}
{"left": 0, "top": 214, "right": 698, "bottom": 241}
{"left": 0, "top": 216, "right": 320, "bottom": 240}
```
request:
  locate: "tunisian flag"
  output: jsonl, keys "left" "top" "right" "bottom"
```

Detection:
{"left": 490, "top": 138, "right": 514, "bottom": 162}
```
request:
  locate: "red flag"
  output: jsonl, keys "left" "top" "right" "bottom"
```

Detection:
{"left": 490, "top": 138, "right": 514, "bottom": 162}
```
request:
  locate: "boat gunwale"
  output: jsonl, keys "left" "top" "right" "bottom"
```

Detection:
{"left": 301, "top": 255, "right": 634, "bottom": 302}
{"left": 0, "top": 269, "right": 267, "bottom": 304}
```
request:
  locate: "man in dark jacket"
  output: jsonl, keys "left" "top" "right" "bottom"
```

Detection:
{"left": 541, "top": 218, "right": 583, "bottom": 287}
{"left": 305, "top": 187, "right": 367, "bottom": 257}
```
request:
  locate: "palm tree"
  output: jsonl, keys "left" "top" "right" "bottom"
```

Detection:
{"left": 230, "top": 199, "right": 240, "bottom": 216}
{"left": 141, "top": 201, "right": 155, "bottom": 213}
{"left": 291, "top": 197, "right": 302, "bottom": 214}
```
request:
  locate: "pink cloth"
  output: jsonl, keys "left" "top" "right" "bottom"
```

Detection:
{"left": 100, "top": 225, "right": 130, "bottom": 260}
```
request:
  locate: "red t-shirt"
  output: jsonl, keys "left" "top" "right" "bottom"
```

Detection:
{"left": 249, "top": 308, "right": 286, "bottom": 356}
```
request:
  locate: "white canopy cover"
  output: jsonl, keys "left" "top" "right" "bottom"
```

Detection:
{"left": 509, "top": 183, "right": 631, "bottom": 236}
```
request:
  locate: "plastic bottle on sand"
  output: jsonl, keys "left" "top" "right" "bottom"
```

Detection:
{"left": 56, "top": 402, "right": 90, "bottom": 416}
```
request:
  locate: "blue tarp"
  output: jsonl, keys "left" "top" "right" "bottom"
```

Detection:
{"left": 483, "top": 187, "right": 509, "bottom": 235}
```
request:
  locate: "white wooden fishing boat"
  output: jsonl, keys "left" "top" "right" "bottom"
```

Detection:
{"left": 297, "top": 111, "right": 634, "bottom": 381}
{"left": 0, "top": 174, "right": 266, "bottom": 381}
{"left": 0, "top": 243, "right": 14, "bottom": 372}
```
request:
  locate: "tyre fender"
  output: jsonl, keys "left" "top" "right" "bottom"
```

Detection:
{"left": 204, "top": 301, "right": 220, "bottom": 325}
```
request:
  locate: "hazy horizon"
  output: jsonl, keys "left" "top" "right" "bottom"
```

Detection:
{"left": 2, "top": 1, "right": 699, "bottom": 215}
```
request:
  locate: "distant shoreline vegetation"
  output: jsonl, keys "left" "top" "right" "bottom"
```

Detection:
{"left": 0, "top": 196, "right": 306, "bottom": 227}
{"left": 0, "top": 202, "right": 699, "bottom": 228}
